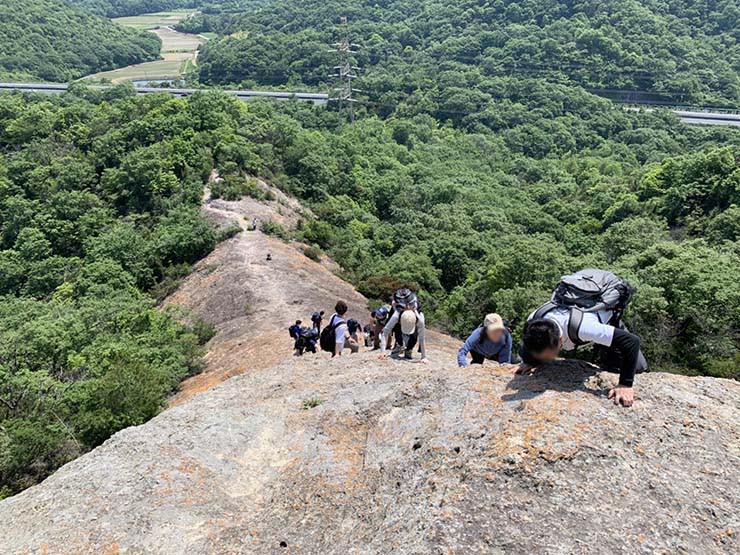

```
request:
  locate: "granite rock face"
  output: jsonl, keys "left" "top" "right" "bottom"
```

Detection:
{"left": 1, "top": 352, "right": 738, "bottom": 554}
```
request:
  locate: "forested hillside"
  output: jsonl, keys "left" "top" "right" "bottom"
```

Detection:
{"left": 0, "top": 0, "right": 161, "bottom": 82}
{"left": 0, "top": 87, "right": 240, "bottom": 497}
{"left": 187, "top": 0, "right": 740, "bottom": 107}
{"left": 66, "top": 0, "right": 196, "bottom": 17}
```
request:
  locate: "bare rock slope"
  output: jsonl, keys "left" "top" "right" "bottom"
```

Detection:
{"left": 1, "top": 187, "right": 739, "bottom": 554}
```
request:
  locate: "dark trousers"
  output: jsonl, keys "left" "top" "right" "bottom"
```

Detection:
{"left": 404, "top": 332, "right": 418, "bottom": 352}
{"left": 373, "top": 321, "right": 392, "bottom": 349}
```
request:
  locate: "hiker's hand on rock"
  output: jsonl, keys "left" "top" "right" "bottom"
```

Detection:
{"left": 378, "top": 354, "right": 388, "bottom": 360}
{"left": 608, "top": 386, "right": 634, "bottom": 407}
{"left": 511, "top": 363, "right": 530, "bottom": 375}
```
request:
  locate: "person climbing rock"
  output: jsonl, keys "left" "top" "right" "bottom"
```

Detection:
{"left": 457, "top": 313, "right": 512, "bottom": 367}
{"left": 379, "top": 303, "right": 427, "bottom": 363}
{"left": 266, "top": 253, "right": 272, "bottom": 261}
{"left": 294, "top": 326, "right": 319, "bottom": 356}
{"left": 320, "top": 301, "right": 358, "bottom": 357}
{"left": 514, "top": 269, "right": 648, "bottom": 408}
{"left": 288, "top": 320, "right": 302, "bottom": 340}
{"left": 372, "top": 306, "right": 392, "bottom": 350}
{"left": 388, "top": 288, "right": 421, "bottom": 352}
{"left": 252, "top": 217, "right": 258, "bottom": 231}
{"left": 311, "top": 311, "right": 325, "bottom": 334}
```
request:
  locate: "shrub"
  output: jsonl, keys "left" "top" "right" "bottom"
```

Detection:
{"left": 303, "top": 245, "right": 322, "bottom": 262}
{"left": 261, "top": 219, "right": 288, "bottom": 239}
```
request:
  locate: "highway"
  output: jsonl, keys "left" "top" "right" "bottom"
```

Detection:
{"left": 2, "top": 82, "right": 740, "bottom": 126}
{"left": 0, "top": 82, "right": 329, "bottom": 105}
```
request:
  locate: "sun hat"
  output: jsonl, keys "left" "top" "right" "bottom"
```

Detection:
{"left": 400, "top": 310, "right": 418, "bottom": 335}
{"left": 484, "top": 313, "right": 505, "bottom": 333}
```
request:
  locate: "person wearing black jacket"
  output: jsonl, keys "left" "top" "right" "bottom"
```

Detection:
{"left": 515, "top": 307, "right": 647, "bottom": 407}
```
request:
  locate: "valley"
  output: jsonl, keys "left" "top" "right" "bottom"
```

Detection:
{"left": 82, "top": 10, "right": 205, "bottom": 84}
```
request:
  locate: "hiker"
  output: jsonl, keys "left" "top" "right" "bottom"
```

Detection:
{"left": 252, "top": 217, "right": 258, "bottom": 231}
{"left": 294, "top": 326, "right": 319, "bottom": 356}
{"left": 288, "top": 320, "right": 302, "bottom": 341}
{"left": 388, "top": 288, "right": 420, "bottom": 351}
{"left": 347, "top": 319, "right": 362, "bottom": 347}
{"left": 372, "top": 306, "right": 392, "bottom": 350}
{"left": 320, "top": 301, "right": 359, "bottom": 357}
{"left": 266, "top": 253, "right": 272, "bottom": 261}
{"left": 311, "top": 311, "right": 325, "bottom": 334}
{"left": 379, "top": 302, "right": 427, "bottom": 363}
{"left": 457, "top": 313, "right": 512, "bottom": 367}
{"left": 363, "top": 321, "right": 374, "bottom": 347}
{"left": 514, "top": 269, "right": 648, "bottom": 408}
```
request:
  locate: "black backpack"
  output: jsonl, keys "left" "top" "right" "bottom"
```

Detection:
{"left": 300, "top": 327, "right": 319, "bottom": 341}
{"left": 533, "top": 269, "right": 635, "bottom": 346}
{"left": 320, "top": 315, "right": 344, "bottom": 352}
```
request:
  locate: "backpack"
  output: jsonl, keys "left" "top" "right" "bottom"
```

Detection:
{"left": 288, "top": 325, "right": 298, "bottom": 339}
{"left": 300, "top": 327, "right": 319, "bottom": 341}
{"left": 320, "top": 315, "right": 344, "bottom": 352}
{"left": 393, "top": 288, "right": 417, "bottom": 310}
{"left": 533, "top": 269, "right": 635, "bottom": 347}
{"left": 311, "top": 311, "right": 322, "bottom": 324}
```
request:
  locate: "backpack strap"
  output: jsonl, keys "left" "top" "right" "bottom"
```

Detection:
{"left": 532, "top": 301, "right": 559, "bottom": 321}
{"left": 534, "top": 301, "right": 586, "bottom": 348}
{"left": 568, "top": 308, "right": 586, "bottom": 347}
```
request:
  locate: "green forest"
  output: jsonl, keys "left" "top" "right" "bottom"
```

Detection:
{"left": 0, "top": 0, "right": 161, "bottom": 82}
{"left": 1, "top": 0, "right": 739, "bottom": 498}
{"left": 187, "top": 0, "right": 740, "bottom": 107}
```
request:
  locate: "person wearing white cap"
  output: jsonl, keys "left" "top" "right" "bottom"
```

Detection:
{"left": 379, "top": 306, "right": 427, "bottom": 363}
{"left": 457, "top": 313, "right": 512, "bottom": 367}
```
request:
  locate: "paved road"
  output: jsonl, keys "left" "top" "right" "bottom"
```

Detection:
{"left": 0, "top": 82, "right": 329, "bottom": 105}
{"left": 2, "top": 83, "right": 740, "bottom": 125}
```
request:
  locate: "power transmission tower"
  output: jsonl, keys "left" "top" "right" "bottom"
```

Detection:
{"left": 329, "top": 16, "right": 361, "bottom": 126}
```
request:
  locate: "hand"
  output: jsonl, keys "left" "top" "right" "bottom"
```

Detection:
{"left": 608, "top": 386, "right": 635, "bottom": 407}
{"left": 509, "top": 363, "right": 531, "bottom": 375}
{"left": 378, "top": 354, "right": 388, "bottom": 360}
{"left": 420, "top": 358, "right": 428, "bottom": 364}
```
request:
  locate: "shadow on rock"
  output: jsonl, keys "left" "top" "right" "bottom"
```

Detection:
{"left": 501, "top": 359, "right": 608, "bottom": 402}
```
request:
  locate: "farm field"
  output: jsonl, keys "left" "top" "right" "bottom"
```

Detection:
{"left": 111, "top": 10, "right": 196, "bottom": 30}
{"left": 82, "top": 11, "right": 205, "bottom": 84}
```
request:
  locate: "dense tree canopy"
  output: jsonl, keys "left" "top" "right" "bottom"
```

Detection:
{"left": 186, "top": 0, "right": 740, "bottom": 108}
{"left": 0, "top": 87, "right": 241, "bottom": 498}
{"left": 0, "top": 0, "right": 161, "bottom": 82}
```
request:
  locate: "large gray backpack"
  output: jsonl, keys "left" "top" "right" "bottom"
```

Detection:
{"left": 533, "top": 269, "right": 634, "bottom": 346}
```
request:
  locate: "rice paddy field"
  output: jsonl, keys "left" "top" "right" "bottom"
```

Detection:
{"left": 82, "top": 11, "right": 206, "bottom": 84}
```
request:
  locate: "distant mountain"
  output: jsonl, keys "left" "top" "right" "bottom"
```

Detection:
{"left": 67, "top": 0, "right": 198, "bottom": 18}
{"left": 0, "top": 0, "right": 161, "bottom": 82}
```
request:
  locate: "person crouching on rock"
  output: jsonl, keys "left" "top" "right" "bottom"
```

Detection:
{"left": 457, "top": 313, "right": 512, "bottom": 367}
{"left": 322, "top": 301, "right": 359, "bottom": 357}
{"left": 513, "top": 269, "right": 648, "bottom": 408}
{"left": 372, "top": 306, "right": 392, "bottom": 351}
{"left": 379, "top": 306, "right": 427, "bottom": 363}
{"left": 295, "top": 326, "right": 318, "bottom": 355}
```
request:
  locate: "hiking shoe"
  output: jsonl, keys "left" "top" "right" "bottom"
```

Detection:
{"left": 404, "top": 351, "right": 413, "bottom": 360}
{"left": 391, "top": 345, "right": 403, "bottom": 355}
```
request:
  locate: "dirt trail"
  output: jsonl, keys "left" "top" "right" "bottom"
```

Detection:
{"left": 167, "top": 182, "right": 392, "bottom": 406}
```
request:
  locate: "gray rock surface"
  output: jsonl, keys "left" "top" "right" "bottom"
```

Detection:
{"left": 1, "top": 352, "right": 738, "bottom": 554}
